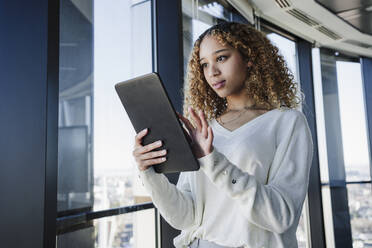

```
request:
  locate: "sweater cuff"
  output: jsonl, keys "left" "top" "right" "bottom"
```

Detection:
{"left": 137, "top": 166, "right": 162, "bottom": 190}
{"left": 138, "top": 165, "right": 155, "bottom": 179}
{"left": 197, "top": 147, "right": 224, "bottom": 173}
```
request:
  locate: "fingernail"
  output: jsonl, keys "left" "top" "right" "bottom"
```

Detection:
{"left": 143, "top": 128, "right": 148, "bottom": 132}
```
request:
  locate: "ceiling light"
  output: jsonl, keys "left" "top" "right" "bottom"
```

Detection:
{"left": 365, "top": 5, "right": 372, "bottom": 11}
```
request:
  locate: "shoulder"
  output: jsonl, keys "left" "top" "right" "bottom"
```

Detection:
{"left": 275, "top": 107, "right": 307, "bottom": 124}
{"left": 273, "top": 108, "right": 310, "bottom": 139}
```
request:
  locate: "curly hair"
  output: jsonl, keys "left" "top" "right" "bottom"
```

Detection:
{"left": 182, "top": 21, "right": 303, "bottom": 123}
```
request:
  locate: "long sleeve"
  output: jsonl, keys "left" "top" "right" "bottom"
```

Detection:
{"left": 138, "top": 167, "right": 198, "bottom": 230}
{"left": 198, "top": 111, "right": 313, "bottom": 234}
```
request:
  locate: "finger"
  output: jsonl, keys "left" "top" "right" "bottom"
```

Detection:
{"left": 189, "top": 107, "right": 202, "bottom": 131}
{"left": 134, "top": 128, "right": 148, "bottom": 147}
{"left": 134, "top": 139, "right": 162, "bottom": 156}
{"left": 207, "top": 126, "right": 214, "bottom": 146}
{"left": 181, "top": 126, "right": 193, "bottom": 145}
{"left": 176, "top": 112, "right": 188, "bottom": 123}
{"left": 139, "top": 157, "right": 167, "bottom": 171}
{"left": 139, "top": 149, "right": 167, "bottom": 161}
{"left": 199, "top": 110, "right": 208, "bottom": 138}
{"left": 178, "top": 112, "right": 195, "bottom": 134}
{"left": 141, "top": 140, "right": 163, "bottom": 154}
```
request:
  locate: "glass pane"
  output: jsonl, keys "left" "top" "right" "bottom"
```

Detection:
{"left": 266, "top": 33, "right": 301, "bottom": 112}
{"left": 336, "top": 61, "right": 371, "bottom": 182}
{"left": 58, "top": 0, "right": 94, "bottom": 213}
{"left": 313, "top": 48, "right": 372, "bottom": 247}
{"left": 347, "top": 183, "right": 372, "bottom": 248}
{"left": 312, "top": 48, "right": 336, "bottom": 247}
{"left": 313, "top": 48, "right": 363, "bottom": 185}
{"left": 57, "top": 225, "right": 95, "bottom": 248}
{"left": 266, "top": 34, "right": 299, "bottom": 80}
{"left": 58, "top": 0, "right": 153, "bottom": 213}
{"left": 57, "top": 208, "right": 156, "bottom": 248}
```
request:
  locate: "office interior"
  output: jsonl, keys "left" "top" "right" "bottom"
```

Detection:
{"left": 1, "top": 0, "right": 372, "bottom": 247}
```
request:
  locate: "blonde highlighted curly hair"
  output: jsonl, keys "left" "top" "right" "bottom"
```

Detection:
{"left": 182, "top": 21, "right": 303, "bottom": 122}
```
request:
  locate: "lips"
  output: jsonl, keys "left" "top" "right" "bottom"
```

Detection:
{"left": 212, "top": 80, "right": 225, "bottom": 89}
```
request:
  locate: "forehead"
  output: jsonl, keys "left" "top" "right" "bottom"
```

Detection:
{"left": 199, "top": 35, "right": 230, "bottom": 58}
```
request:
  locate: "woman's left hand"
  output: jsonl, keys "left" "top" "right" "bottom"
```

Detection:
{"left": 177, "top": 107, "right": 214, "bottom": 159}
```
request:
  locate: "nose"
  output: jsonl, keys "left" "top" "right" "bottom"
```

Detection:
{"left": 207, "top": 63, "right": 220, "bottom": 77}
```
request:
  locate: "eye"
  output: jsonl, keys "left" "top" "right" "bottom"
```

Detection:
{"left": 217, "top": 55, "right": 227, "bottom": 62}
{"left": 201, "top": 63, "right": 208, "bottom": 69}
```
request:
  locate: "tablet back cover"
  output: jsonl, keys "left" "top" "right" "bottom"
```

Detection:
{"left": 115, "top": 72, "right": 200, "bottom": 173}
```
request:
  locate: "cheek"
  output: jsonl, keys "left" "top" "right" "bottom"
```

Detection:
{"left": 201, "top": 72, "right": 211, "bottom": 87}
{"left": 203, "top": 70, "right": 211, "bottom": 84}
{"left": 224, "top": 62, "right": 242, "bottom": 78}
{"left": 231, "top": 61, "right": 248, "bottom": 79}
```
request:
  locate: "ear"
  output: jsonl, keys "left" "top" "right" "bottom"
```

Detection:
{"left": 247, "top": 61, "right": 253, "bottom": 68}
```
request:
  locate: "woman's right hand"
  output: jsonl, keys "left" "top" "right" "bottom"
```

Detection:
{"left": 132, "top": 128, "right": 167, "bottom": 171}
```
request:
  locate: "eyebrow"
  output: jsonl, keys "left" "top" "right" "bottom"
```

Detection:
{"left": 199, "top": 48, "right": 230, "bottom": 62}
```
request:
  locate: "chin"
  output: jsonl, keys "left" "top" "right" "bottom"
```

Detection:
{"left": 213, "top": 91, "right": 224, "bottom": 98}
{"left": 216, "top": 90, "right": 229, "bottom": 98}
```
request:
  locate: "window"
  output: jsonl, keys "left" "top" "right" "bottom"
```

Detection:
{"left": 312, "top": 48, "right": 372, "bottom": 247}
{"left": 57, "top": 0, "right": 155, "bottom": 247}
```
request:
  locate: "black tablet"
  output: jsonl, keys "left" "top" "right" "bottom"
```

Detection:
{"left": 115, "top": 72, "right": 200, "bottom": 174}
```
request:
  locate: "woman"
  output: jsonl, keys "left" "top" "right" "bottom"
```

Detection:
{"left": 132, "top": 22, "right": 313, "bottom": 248}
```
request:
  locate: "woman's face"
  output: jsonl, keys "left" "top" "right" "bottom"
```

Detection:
{"left": 199, "top": 35, "right": 250, "bottom": 98}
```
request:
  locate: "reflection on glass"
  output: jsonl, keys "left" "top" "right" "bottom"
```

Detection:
{"left": 58, "top": 0, "right": 153, "bottom": 215}
{"left": 336, "top": 61, "right": 371, "bottom": 182}
{"left": 347, "top": 183, "right": 372, "bottom": 247}
{"left": 58, "top": 126, "right": 90, "bottom": 211}
{"left": 57, "top": 225, "right": 95, "bottom": 248}
{"left": 57, "top": 209, "right": 156, "bottom": 248}
{"left": 58, "top": 0, "right": 94, "bottom": 213}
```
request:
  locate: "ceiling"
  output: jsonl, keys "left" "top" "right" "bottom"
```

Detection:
{"left": 316, "top": 0, "right": 372, "bottom": 36}
{"left": 229, "top": 0, "right": 372, "bottom": 57}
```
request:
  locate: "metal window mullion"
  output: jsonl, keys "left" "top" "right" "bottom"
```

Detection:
{"left": 298, "top": 40, "right": 326, "bottom": 248}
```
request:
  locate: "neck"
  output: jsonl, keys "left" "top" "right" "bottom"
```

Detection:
{"left": 226, "top": 95, "right": 255, "bottom": 111}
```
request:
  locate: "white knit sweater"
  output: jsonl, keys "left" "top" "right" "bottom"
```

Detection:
{"left": 138, "top": 108, "right": 313, "bottom": 248}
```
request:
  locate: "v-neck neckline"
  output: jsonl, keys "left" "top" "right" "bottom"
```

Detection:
{"left": 212, "top": 108, "right": 278, "bottom": 136}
